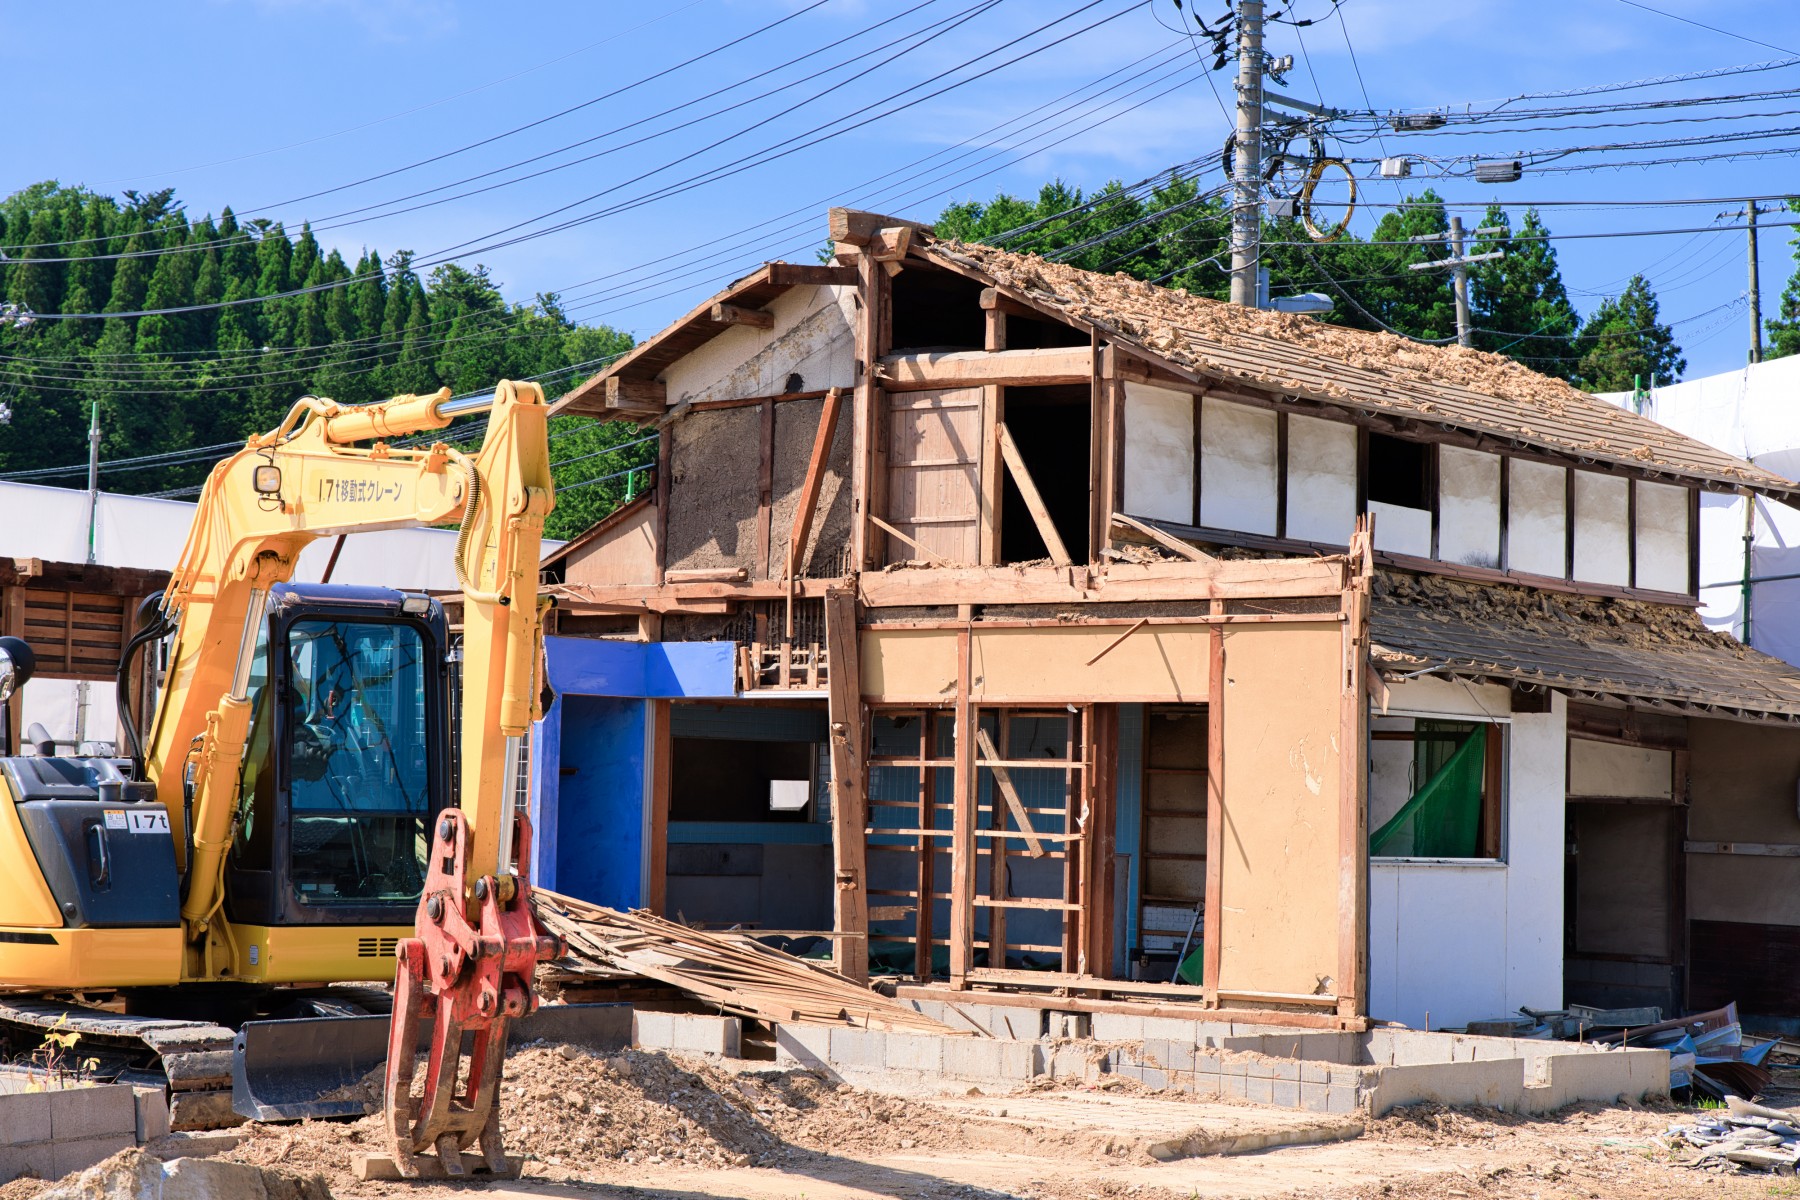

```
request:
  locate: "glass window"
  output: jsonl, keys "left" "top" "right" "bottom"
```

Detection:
{"left": 285, "top": 619, "right": 432, "bottom": 906}
{"left": 1369, "top": 717, "right": 1503, "bottom": 860}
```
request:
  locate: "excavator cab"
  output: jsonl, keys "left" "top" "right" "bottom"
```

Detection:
{"left": 222, "top": 584, "right": 451, "bottom": 941}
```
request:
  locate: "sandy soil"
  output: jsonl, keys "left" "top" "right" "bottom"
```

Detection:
{"left": 108, "top": 1049, "right": 1800, "bottom": 1200}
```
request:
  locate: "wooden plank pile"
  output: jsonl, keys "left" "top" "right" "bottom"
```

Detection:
{"left": 534, "top": 890, "right": 962, "bottom": 1035}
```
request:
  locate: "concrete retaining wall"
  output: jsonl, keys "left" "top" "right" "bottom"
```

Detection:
{"left": 623, "top": 1000, "right": 1668, "bottom": 1119}
{"left": 0, "top": 1082, "right": 147, "bottom": 1183}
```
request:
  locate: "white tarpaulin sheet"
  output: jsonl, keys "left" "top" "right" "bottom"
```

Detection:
{"left": 0, "top": 480, "right": 563, "bottom": 746}
{"left": 1598, "top": 354, "right": 1800, "bottom": 667}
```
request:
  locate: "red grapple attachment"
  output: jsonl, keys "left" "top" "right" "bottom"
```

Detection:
{"left": 382, "top": 808, "right": 563, "bottom": 1178}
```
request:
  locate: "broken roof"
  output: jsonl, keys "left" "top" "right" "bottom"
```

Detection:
{"left": 1370, "top": 571, "right": 1800, "bottom": 723}
{"left": 927, "top": 239, "right": 1800, "bottom": 504}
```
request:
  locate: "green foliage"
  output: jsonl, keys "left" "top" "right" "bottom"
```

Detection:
{"left": 1766, "top": 199, "right": 1800, "bottom": 361}
{"left": 0, "top": 182, "right": 637, "bottom": 539}
{"left": 1574, "top": 274, "right": 1685, "bottom": 392}
{"left": 1469, "top": 208, "right": 1582, "bottom": 377}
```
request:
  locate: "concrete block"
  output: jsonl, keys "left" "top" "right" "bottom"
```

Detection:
{"left": 979, "top": 1006, "right": 1042, "bottom": 1041}
{"left": 1142, "top": 1016, "right": 1200, "bottom": 1045}
{"left": 943, "top": 1038, "right": 1003, "bottom": 1081}
{"left": 1138, "top": 1067, "right": 1170, "bottom": 1091}
{"left": 1330, "top": 1066, "right": 1365, "bottom": 1087}
{"left": 134, "top": 1087, "right": 171, "bottom": 1143}
{"left": 1246, "top": 1074, "right": 1275, "bottom": 1105}
{"left": 829, "top": 1027, "right": 887, "bottom": 1069}
{"left": 774, "top": 1024, "right": 832, "bottom": 1069}
{"left": 0, "top": 1141, "right": 55, "bottom": 1185}
{"left": 1190, "top": 1071, "right": 1222, "bottom": 1098}
{"left": 1223, "top": 1074, "right": 1249, "bottom": 1100}
{"left": 0, "top": 1091, "right": 52, "bottom": 1146}
{"left": 1362, "top": 1060, "right": 1524, "bottom": 1117}
{"left": 1301, "top": 1082, "right": 1329, "bottom": 1112}
{"left": 1048, "top": 1045, "right": 1091, "bottom": 1080}
{"left": 1327, "top": 1083, "right": 1359, "bottom": 1114}
{"left": 1223, "top": 1055, "right": 1249, "bottom": 1077}
{"left": 1195, "top": 1051, "right": 1222, "bottom": 1076}
{"left": 1138, "top": 1039, "right": 1174, "bottom": 1070}
{"left": 1271, "top": 1079, "right": 1301, "bottom": 1108}
{"left": 1301, "top": 1061, "right": 1330, "bottom": 1085}
{"left": 1090, "top": 1013, "right": 1145, "bottom": 1042}
{"left": 162, "top": 1154, "right": 298, "bottom": 1199}
{"left": 1525, "top": 1047, "right": 1669, "bottom": 1113}
{"left": 51, "top": 1133, "right": 135, "bottom": 1178}
{"left": 1163, "top": 1041, "right": 1196, "bottom": 1072}
{"left": 886, "top": 1033, "right": 945, "bottom": 1073}
{"left": 1270, "top": 1059, "right": 1301, "bottom": 1082}
{"left": 1046, "top": 1011, "right": 1091, "bottom": 1040}
{"left": 997, "top": 1041, "right": 1042, "bottom": 1081}
{"left": 50, "top": 1085, "right": 138, "bottom": 1140}
{"left": 635, "top": 1012, "right": 740, "bottom": 1058}
{"left": 909, "top": 1000, "right": 949, "bottom": 1024}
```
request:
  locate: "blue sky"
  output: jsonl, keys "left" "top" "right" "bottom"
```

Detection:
{"left": 3, "top": 0, "right": 1798, "bottom": 380}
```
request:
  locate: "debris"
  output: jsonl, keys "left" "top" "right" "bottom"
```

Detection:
{"left": 33, "top": 1148, "right": 330, "bottom": 1200}
{"left": 536, "top": 890, "right": 963, "bottom": 1034}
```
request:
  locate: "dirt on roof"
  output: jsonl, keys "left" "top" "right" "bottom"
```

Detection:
{"left": 930, "top": 239, "right": 1783, "bottom": 494}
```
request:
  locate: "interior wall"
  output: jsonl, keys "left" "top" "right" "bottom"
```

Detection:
{"left": 666, "top": 406, "right": 762, "bottom": 573}
{"left": 1635, "top": 481, "right": 1691, "bottom": 593}
{"left": 1367, "top": 679, "right": 1565, "bottom": 1029}
{"left": 1437, "top": 447, "right": 1501, "bottom": 568}
{"left": 1573, "top": 471, "right": 1631, "bottom": 586}
{"left": 770, "top": 395, "right": 855, "bottom": 578}
{"left": 1507, "top": 460, "right": 1567, "bottom": 578}
{"left": 1198, "top": 398, "right": 1277, "bottom": 535}
{"left": 1285, "top": 416, "right": 1357, "bottom": 544}
{"left": 1213, "top": 622, "right": 1346, "bottom": 999}
{"left": 1687, "top": 717, "right": 1800, "bottom": 926}
{"left": 660, "top": 283, "right": 856, "bottom": 405}
{"left": 1369, "top": 501, "right": 1432, "bottom": 558}
{"left": 1121, "top": 382, "right": 1194, "bottom": 524}
{"left": 564, "top": 501, "right": 658, "bottom": 588}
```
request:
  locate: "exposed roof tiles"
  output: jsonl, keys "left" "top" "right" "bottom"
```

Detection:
{"left": 1369, "top": 571, "right": 1800, "bottom": 722}
{"left": 927, "top": 239, "right": 1800, "bottom": 503}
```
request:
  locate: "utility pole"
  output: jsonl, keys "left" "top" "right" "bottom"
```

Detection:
{"left": 1748, "top": 200, "right": 1764, "bottom": 365}
{"left": 1230, "top": 0, "right": 1265, "bottom": 307}
{"left": 1409, "top": 220, "right": 1505, "bottom": 347}
{"left": 84, "top": 402, "right": 100, "bottom": 565}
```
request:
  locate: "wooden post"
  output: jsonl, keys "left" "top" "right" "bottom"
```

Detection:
{"left": 980, "top": 303, "right": 1006, "bottom": 565}
{"left": 756, "top": 400, "right": 775, "bottom": 580}
{"left": 949, "top": 626, "right": 976, "bottom": 988}
{"left": 1336, "top": 518, "right": 1374, "bottom": 1018}
{"left": 825, "top": 588, "right": 869, "bottom": 980}
{"left": 1202, "top": 618, "right": 1225, "bottom": 1005}
{"left": 1086, "top": 705, "right": 1118, "bottom": 979}
{"left": 647, "top": 699, "right": 672, "bottom": 914}
{"left": 996, "top": 423, "right": 1072, "bottom": 566}
{"left": 917, "top": 713, "right": 938, "bottom": 980}
{"left": 852, "top": 250, "right": 889, "bottom": 570}
{"left": 786, "top": 388, "right": 846, "bottom": 581}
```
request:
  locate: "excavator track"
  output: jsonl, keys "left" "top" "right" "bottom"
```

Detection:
{"left": 0, "top": 990, "right": 393, "bottom": 1131}
{"left": 0, "top": 997, "right": 239, "bottom": 1129}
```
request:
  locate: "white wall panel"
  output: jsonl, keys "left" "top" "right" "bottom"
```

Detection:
{"left": 1199, "top": 398, "right": 1278, "bottom": 534}
{"left": 1437, "top": 447, "right": 1501, "bottom": 568}
{"left": 1120, "top": 382, "right": 1195, "bottom": 524}
{"left": 1573, "top": 471, "right": 1631, "bottom": 585}
{"left": 1369, "top": 500, "right": 1431, "bottom": 557}
{"left": 1507, "top": 459, "right": 1566, "bottom": 578}
{"left": 1634, "top": 481, "right": 1691, "bottom": 593}
{"left": 1367, "top": 684, "right": 1566, "bottom": 1029}
{"left": 1285, "top": 415, "right": 1356, "bottom": 544}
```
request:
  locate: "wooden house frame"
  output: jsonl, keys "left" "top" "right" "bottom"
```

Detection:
{"left": 534, "top": 209, "right": 1800, "bottom": 1027}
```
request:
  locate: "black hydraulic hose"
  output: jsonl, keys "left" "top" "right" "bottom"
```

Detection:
{"left": 116, "top": 595, "right": 172, "bottom": 779}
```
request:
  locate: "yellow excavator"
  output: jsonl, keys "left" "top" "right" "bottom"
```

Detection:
{"left": 0, "top": 381, "right": 563, "bottom": 1177}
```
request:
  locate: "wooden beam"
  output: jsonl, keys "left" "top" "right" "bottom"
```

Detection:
{"left": 868, "top": 515, "right": 950, "bottom": 565}
{"left": 756, "top": 399, "right": 775, "bottom": 579}
{"left": 996, "top": 422, "right": 1072, "bottom": 566}
{"left": 786, "top": 388, "right": 846, "bottom": 580}
{"left": 1082, "top": 617, "right": 1149, "bottom": 667}
{"left": 978, "top": 287, "right": 1042, "bottom": 321}
{"left": 768, "top": 263, "right": 858, "bottom": 287}
{"left": 648, "top": 700, "right": 672, "bottom": 913}
{"left": 606, "top": 376, "right": 665, "bottom": 415}
{"left": 663, "top": 567, "right": 749, "bottom": 584}
{"left": 872, "top": 225, "right": 914, "bottom": 267}
{"left": 710, "top": 302, "right": 775, "bottom": 330}
{"left": 829, "top": 207, "right": 934, "bottom": 247}
{"left": 973, "top": 726, "right": 1047, "bottom": 858}
{"left": 826, "top": 588, "right": 869, "bottom": 981}
{"left": 1111, "top": 513, "right": 1215, "bottom": 564}
{"left": 879, "top": 346, "right": 1095, "bottom": 392}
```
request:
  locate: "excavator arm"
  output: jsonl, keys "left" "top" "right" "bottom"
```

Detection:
{"left": 140, "top": 380, "right": 561, "bottom": 1177}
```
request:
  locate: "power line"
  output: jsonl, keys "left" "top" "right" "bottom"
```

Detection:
{"left": 1614, "top": 0, "right": 1798, "bottom": 59}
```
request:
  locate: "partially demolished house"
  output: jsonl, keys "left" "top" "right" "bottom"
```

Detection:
{"left": 529, "top": 207, "right": 1800, "bottom": 1031}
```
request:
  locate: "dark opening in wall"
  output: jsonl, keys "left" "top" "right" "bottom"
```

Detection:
{"left": 1004, "top": 313, "right": 1090, "bottom": 349}
{"left": 1366, "top": 432, "right": 1433, "bottom": 510}
{"left": 890, "top": 267, "right": 986, "bottom": 351}
{"left": 1001, "top": 384, "right": 1092, "bottom": 564}
{"left": 672, "top": 737, "right": 815, "bottom": 822}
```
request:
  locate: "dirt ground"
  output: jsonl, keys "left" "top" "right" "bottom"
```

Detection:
{"left": 63, "top": 1048, "right": 1787, "bottom": 1200}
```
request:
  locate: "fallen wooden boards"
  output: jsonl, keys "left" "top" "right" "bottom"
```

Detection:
{"left": 535, "top": 890, "right": 961, "bottom": 1035}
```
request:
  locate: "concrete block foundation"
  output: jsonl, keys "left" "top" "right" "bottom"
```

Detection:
{"left": 0, "top": 1081, "right": 143, "bottom": 1186}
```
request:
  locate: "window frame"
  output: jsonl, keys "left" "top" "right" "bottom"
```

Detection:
{"left": 1367, "top": 708, "right": 1509, "bottom": 865}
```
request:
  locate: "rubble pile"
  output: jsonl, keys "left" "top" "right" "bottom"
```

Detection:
{"left": 1666, "top": 1096, "right": 1800, "bottom": 1174}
